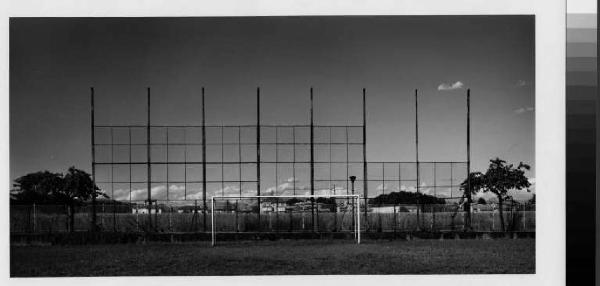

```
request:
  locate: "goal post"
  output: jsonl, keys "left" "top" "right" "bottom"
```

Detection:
{"left": 211, "top": 194, "right": 361, "bottom": 246}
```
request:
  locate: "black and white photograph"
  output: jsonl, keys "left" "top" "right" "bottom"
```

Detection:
{"left": 3, "top": 1, "right": 569, "bottom": 283}
{"left": 8, "top": 14, "right": 536, "bottom": 276}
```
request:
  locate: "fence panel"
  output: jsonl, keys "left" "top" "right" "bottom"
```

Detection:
{"left": 10, "top": 202, "right": 535, "bottom": 234}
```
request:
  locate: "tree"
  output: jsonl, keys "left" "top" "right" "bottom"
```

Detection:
{"left": 11, "top": 171, "right": 63, "bottom": 204}
{"left": 368, "top": 191, "right": 445, "bottom": 205}
{"left": 459, "top": 171, "right": 487, "bottom": 230}
{"left": 477, "top": 197, "right": 487, "bottom": 205}
{"left": 11, "top": 167, "right": 106, "bottom": 232}
{"left": 285, "top": 198, "right": 303, "bottom": 206}
{"left": 58, "top": 167, "right": 107, "bottom": 232}
{"left": 465, "top": 158, "right": 531, "bottom": 232}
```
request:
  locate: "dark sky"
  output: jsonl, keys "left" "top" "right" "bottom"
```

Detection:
{"left": 10, "top": 16, "right": 535, "bottom": 200}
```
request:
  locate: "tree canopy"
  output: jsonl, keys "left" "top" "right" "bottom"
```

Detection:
{"left": 11, "top": 167, "right": 106, "bottom": 205}
{"left": 11, "top": 171, "right": 63, "bottom": 203}
{"left": 463, "top": 158, "right": 531, "bottom": 201}
{"left": 461, "top": 157, "right": 531, "bottom": 231}
{"left": 368, "top": 191, "right": 445, "bottom": 205}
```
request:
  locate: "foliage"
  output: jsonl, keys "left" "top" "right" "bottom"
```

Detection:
{"left": 11, "top": 167, "right": 106, "bottom": 205}
{"left": 61, "top": 167, "right": 106, "bottom": 205}
{"left": 11, "top": 171, "right": 63, "bottom": 204}
{"left": 480, "top": 158, "right": 531, "bottom": 199}
{"left": 459, "top": 172, "right": 486, "bottom": 198}
{"left": 463, "top": 157, "right": 531, "bottom": 231}
{"left": 11, "top": 167, "right": 106, "bottom": 232}
{"left": 285, "top": 198, "right": 303, "bottom": 205}
{"left": 368, "top": 191, "right": 445, "bottom": 205}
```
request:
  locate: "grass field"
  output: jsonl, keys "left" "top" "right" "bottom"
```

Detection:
{"left": 11, "top": 239, "right": 534, "bottom": 276}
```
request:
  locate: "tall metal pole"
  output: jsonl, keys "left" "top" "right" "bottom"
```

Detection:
{"left": 256, "top": 87, "right": 261, "bottom": 229}
{"left": 415, "top": 89, "right": 421, "bottom": 230}
{"left": 202, "top": 87, "right": 207, "bottom": 231}
{"left": 310, "top": 87, "right": 315, "bottom": 231}
{"left": 146, "top": 87, "right": 152, "bottom": 230}
{"left": 356, "top": 194, "right": 361, "bottom": 244}
{"left": 90, "top": 87, "right": 97, "bottom": 231}
{"left": 362, "top": 88, "right": 368, "bottom": 228}
{"left": 211, "top": 197, "right": 215, "bottom": 246}
{"left": 466, "top": 88, "right": 472, "bottom": 230}
{"left": 350, "top": 176, "right": 356, "bottom": 237}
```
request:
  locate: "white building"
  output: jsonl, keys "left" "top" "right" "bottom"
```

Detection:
{"left": 132, "top": 207, "right": 162, "bottom": 214}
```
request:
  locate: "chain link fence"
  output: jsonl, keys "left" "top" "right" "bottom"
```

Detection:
{"left": 10, "top": 200, "right": 535, "bottom": 234}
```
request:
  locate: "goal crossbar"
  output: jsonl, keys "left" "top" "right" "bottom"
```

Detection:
{"left": 211, "top": 195, "right": 361, "bottom": 246}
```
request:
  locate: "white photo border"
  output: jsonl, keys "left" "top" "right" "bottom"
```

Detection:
{"left": 1, "top": 0, "right": 564, "bottom": 285}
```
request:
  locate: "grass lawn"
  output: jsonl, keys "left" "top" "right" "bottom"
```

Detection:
{"left": 11, "top": 239, "right": 534, "bottom": 276}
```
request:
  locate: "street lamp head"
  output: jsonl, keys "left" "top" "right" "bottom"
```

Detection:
{"left": 349, "top": 176, "right": 356, "bottom": 183}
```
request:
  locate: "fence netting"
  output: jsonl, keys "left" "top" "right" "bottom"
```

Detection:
{"left": 10, "top": 201, "right": 535, "bottom": 233}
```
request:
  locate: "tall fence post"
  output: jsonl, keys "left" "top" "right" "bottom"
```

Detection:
{"left": 202, "top": 87, "right": 207, "bottom": 232}
{"left": 256, "top": 87, "right": 261, "bottom": 230}
{"left": 146, "top": 87, "right": 153, "bottom": 231}
{"left": 310, "top": 87, "right": 315, "bottom": 232}
{"left": 415, "top": 89, "right": 421, "bottom": 231}
{"left": 90, "top": 87, "right": 97, "bottom": 232}
{"left": 465, "top": 88, "right": 472, "bottom": 230}
{"left": 362, "top": 88, "right": 368, "bottom": 230}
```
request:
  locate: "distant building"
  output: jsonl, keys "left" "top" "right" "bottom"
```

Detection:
{"left": 260, "top": 201, "right": 288, "bottom": 213}
{"left": 132, "top": 207, "right": 162, "bottom": 214}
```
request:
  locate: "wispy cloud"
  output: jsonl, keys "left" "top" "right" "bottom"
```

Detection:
{"left": 514, "top": 106, "right": 534, "bottom": 114}
{"left": 437, "top": 81, "right": 464, "bottom": 91}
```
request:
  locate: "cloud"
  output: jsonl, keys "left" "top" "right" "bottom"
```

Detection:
{"left": 514, "top": 106, "right": 534, "bottom": 114}
{"left": 108, "top": 176, "right": 372, "bottom": 202}
{"left": 111, "top": 185, "right": 170, "bottom": 201}
{"left": 437, "top": 81, "right": 464, "bottom": 91}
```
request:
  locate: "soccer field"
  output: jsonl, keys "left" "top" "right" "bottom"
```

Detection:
{"left": 10, "top": 239, "right": 534, "bottom": 276}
